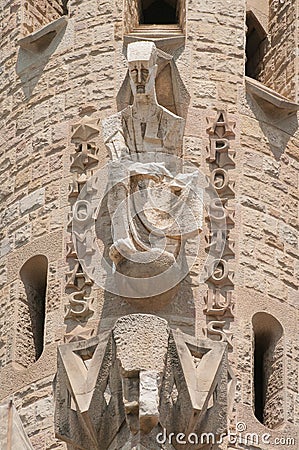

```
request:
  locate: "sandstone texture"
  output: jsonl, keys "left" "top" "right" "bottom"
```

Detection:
{"left": 0, "top": 0, "right": 298, "bottom": 449}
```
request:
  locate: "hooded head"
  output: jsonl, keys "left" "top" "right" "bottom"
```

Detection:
{"left": 127, "top": 41, "right": 158, "bottom": 97}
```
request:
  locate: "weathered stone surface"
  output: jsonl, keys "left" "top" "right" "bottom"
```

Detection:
{"left": 55, "top": 314, "right": 229, "bottom": 449}
{"left": 113, "top": 314, "right": 169, "bottom": 374}
{"left": 0, "top": 0, "right": 298, "bottom": 449}
{"left": 0, "top": 400, "right": 34, "bottom": 449}
{"left": 99, "top": 41, "right": 203, "bottom": 307}
{"left": 19, "top": 188, "right": 45, "bottom": 216}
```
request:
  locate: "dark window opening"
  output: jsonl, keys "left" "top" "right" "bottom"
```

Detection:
{"left": 253, "top": 313, "right": 283, "bottom": 428}
{"left": 140, "top": 0, "right": 178, "bottom": 25}
{"left": 62, "top": 0, "right": 69, "bottom": 15}
{"left": 245, "top": 12, "right": 267, "bottom": 80}
{"left": 254, "top": 329, "right": 268, "bottom": 423}
{"left": 20, "top": 255, "right": 48, "bottom": 361}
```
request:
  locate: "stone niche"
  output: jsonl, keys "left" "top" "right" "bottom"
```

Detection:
{"left": 252, "top": 312, "right": 284, "bottom": 429}
{"left": 15, "top": 255, "right": 48, "bottom": 368}
{"left": 123, "top": 0, "right": 186, "bottom": 33}
{"left": 123, "top": 0, "right": 186, "bottom": 52}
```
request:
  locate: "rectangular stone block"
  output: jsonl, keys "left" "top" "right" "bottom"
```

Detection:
{"left": 20, "top": 188, "right": 45, "bottom": 215}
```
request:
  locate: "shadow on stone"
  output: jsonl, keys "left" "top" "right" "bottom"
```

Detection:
{"left": 16, "top": 17, "right": 67, "bottom": 99}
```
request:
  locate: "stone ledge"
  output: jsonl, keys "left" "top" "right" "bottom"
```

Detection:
{"left": 245, "top": 76, "right": 299, "bottom": 115}
{"left": 124, "top": 24, "right": 185, "bottom": 51}
{"left": 18, "top": 16, "right": 68, "bottom": 53}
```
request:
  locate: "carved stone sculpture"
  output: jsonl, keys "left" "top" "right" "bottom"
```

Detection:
{"left": 204, "top": 111, "right": 236, "bottom": 350}
{"left": 55, "top": 42, "right": 231, "bottom": 450}
{"left": 100, "top": 41, "right": 202, "bottom": 305}
{"left": 55, "top": 314, "right": 228, "bottom": 450}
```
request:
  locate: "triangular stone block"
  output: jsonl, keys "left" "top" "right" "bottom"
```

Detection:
{"left": 0, "top": 400, "right": 34, "bottom": 450}
{"left": 55, "top": 331, "right": 125, "bottom": 450}
{"left": 160, "top": 330, "right": 228, "bottom": 442}
{"left": 58, "top": 335, "right": 108, "bottom": 413}
{"left": 55, "top": 316, "right": 229, "bottom": 450}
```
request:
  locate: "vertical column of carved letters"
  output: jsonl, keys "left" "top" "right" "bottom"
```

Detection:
{"left": 204, "top": 111, "right": 236, "bottom": 350}
{"left": 64, "top": 112, "right": 100, "bottom": 341}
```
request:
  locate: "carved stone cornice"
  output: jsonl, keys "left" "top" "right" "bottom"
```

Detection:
{"left": 245, "top": 76, "right": 299, "bottom": 114}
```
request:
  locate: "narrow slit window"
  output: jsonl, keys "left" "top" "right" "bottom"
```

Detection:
{"left": 245, "top": 12, "right": 267, "bottom": 80}
{"left": 139, "top": 0, "right": 179, "bottom": 25}
{"left": 253, "top": 313, "right": 284, "bottom": 428}
{"left": 20, "top": 255, "right": 48, "bottom": 363}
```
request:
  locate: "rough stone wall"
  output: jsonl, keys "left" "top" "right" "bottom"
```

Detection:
{"left": 258, "top": 0, "right": 297, "bottom": 99}
{"left": 15, "top": 279, "right": 40, "bottom": 368}
{"left": 0, "top": 0, "right": 298, "bottom": 448}
{"left": 13, "top": 376, "right": 65, "bottom": 449}
{"left": 263, "top": 336, "right": 284, "bottom": 428}
{"left": 0, "top": 0, "right": 117, "bottom": 444}
{"left": 247, "top": 0, "right": 269, "bottom": 32}
{"left": 21, "top": 0, "right": 65, "bottom": 35}
{"left": 123, "top": 0, "right": 140, "bottom": 34}
{"left": 238, "top": 119, "right": 298, "bottom": 307}
{"left": 234, "top": 86, "right": 299, "bottom": 445}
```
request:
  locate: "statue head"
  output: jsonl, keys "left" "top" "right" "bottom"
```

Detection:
{"left": 127, "top": 41, "right": 158, "bottom": 96}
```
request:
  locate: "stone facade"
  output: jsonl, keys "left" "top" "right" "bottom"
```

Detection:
{"left": 0, "top": 0, "right": 298, "bottom": 449}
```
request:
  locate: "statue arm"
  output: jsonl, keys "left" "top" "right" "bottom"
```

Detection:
{"left": 163, "top": 113, "right": 185, "bottom": 155}
{"left": 102, "top": 113, "right": 130, "bottom": 161}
